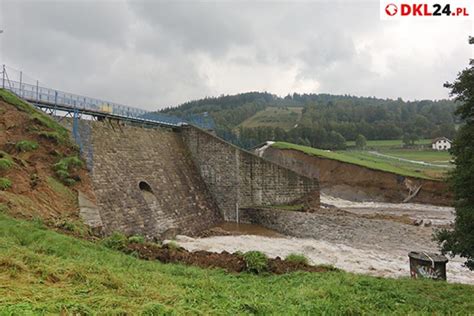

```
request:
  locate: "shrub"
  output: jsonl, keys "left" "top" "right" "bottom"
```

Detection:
{"left": 166, "top": 241, "right": 180, "bottom": 250}
{"left": 0, "top": 178, "right": 12, "bottom": 190}
{"left": 53, "top": 156, "right": 84, "bottom": 185}
{"left": 102, "top": 232, "right": 128, "bottom": 251}
{"left": 0, "top": 158, "right": 13, "bottom": 171}
{"left": 15, "top": 140, "right": 38, "bottom": 152}
{"left": 285, "top": 253, "right": 309, "bottom": 265}
{"left": 128, "top": 235, "right": 145, "bottom": 244}
{"left": 243, "top": 251, "right": 268, "bottom": 274}
{"left": 54, "top": 156, "right": 83, "bottom": 172}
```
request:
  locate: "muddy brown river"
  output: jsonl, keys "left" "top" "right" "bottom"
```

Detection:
{"left": 173, "top": 196, "right": 474, "bottom": 285}
{"left": 212, "top": 222, "right": 282, "bottom": 237}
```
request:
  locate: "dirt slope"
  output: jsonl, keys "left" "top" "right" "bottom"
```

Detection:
{"left": 0, "top": 90, "right": 94, "bottom": 221}
{"left": 261, "top": 147, "right": 452, "bottom": 206}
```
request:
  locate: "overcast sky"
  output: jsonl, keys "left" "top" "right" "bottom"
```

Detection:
{"left": 0, "top": 0, "right": 472, "bottom": 110}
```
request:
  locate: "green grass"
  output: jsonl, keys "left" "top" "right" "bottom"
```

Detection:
{"left": 0, "top": 89, "right": 71, "bottom": 145}
{"left": 243, "top": 251, "right": 269, "bottom": 274}
{"left": 0, "top": 178, "right": 12, "bottom": 190}
{"left": 0, "top": 214, "right": 473, "bottom": 314}
{"left": 45, "top": 176, "right": 76, "bottom": 206}
{"left": 0, "top": 158, "right": 13, "bottom": 171}
{"left": 238, "top": 106, "right": 303, "bottom": 130}
{"left": 346, "top": 139, "right": 432, "bottom": 149}
{"left": 15, "top": 140, "right": 39, "bottom": 152}
{"left": 378, "top": 149, "right": 452, "bottom": 164}
{"left": 345, "top": 139, "right": 452, "bottom": 164}
{"left": 285, "top": 253, "right": 309, "bottom": 265}
{"left": 53, "top": 156, "right": 84, "bottom": 185}
{"left": 0, "top": 89, "right": 38, "bottom": 115}
{"left": 272, "top": 142, "right": 445, "bottom": 179}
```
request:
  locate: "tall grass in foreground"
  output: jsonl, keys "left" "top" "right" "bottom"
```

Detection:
{"left": 0, "top": 214, "right": 473, "bottom": 314}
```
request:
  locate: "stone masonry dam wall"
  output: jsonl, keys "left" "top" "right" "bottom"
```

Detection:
{"left": 76, "top": 121, "right": 222, "bottom": 238}
{"left": 70, "top": 121, "right": 319, "bottom": 236}
{"left": 180, "top": 126, "right": 320, "bottom": 221}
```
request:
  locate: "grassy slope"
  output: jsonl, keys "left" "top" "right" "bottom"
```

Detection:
{"left": 1, "top": 215, "right": 473, "bottom": 314}
{"left": 238, "top": 107, "right": 303, "bottom": 130}
{"left": 0, "top": 89, "right": 70, "bottom": 145}
{"left": 272, "top": 142, "right": 445, "bottom": 180}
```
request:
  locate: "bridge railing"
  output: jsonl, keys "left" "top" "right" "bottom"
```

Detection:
{"left": 0, "top": 65, "right": 186, "bottom": 126}
{"left": 4, "top": 77, "right": 148, "bottom": 119}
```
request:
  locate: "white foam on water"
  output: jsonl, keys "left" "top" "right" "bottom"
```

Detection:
{"left": 175, "top": 234, "right": 474, "bottom": 285}
{"left": 321, "top": 194, "right": 455, "bottom": 225}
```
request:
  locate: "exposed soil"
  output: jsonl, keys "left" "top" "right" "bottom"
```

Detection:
{"left": 128, "top": 242, "right": 331, "bottom": 274}
{"left": 261, "top": 147, "right": 452, "bottom": 206}
{"left": 0, "top": 99, "right": 94, "bottom": 221}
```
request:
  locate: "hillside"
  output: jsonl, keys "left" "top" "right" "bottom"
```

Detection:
{"left": 237, "top": 106, "right": 303, "bottom": 130}
{"left": 160, "top": 92, "right": 459, "bottom": 150}
{"left": 272, "top": 142, "right": 449, "bottom": 180}
{"left": 0, "top": 89, "right": 93, "bottom": 223}
{"left": 1, "top": 214, "right": 473, "bottom": 314}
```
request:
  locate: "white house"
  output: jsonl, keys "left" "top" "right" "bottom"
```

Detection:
{"left": 432, "top": 137, "right": 452, "bottom": 151}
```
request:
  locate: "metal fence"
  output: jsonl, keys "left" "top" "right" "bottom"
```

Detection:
{"left": 0, "top": 65, "right": 185, "bottom": 126}
{"left": 0, "top": 65, "right": 217, "bottom": 130}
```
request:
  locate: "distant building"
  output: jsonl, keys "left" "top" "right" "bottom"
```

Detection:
{"left": 252, "top": 141, "right": 275, "bottom": 157}
{"left": 432, "top": 137, "right": 452, "bottom": 151}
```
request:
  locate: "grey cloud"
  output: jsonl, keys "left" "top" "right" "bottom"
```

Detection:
{"left": 0, "top": 0, "right": 471, "bottom": 110}
{"left": 128, "top": 1, "right": 252, "bottom": 56}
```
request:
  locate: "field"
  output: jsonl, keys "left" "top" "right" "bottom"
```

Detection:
{"left": 273, "top": 142, "right": 450, "bottom": 179}
{"left": 0, "top": 214, "right": 473, "bottom": 314}
{"left": 238, "top": 106, "right": 303, "bottom": 130}
{"left": 346, "top": 139, "right": 432, "bottom": 149}
{"left": 346, "top": 139, "right": 452, "bottom": 164}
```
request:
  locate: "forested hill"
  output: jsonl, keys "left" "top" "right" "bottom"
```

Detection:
{"left": 160, "top": 92, "right": 459, "bottom": 150}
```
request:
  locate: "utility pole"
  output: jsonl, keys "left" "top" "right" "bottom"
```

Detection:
{"left": 0, "top": 32, "right": 4, "bottom": 89}
{"left": 19, "top": 71, "right": 22, "bottom": 97}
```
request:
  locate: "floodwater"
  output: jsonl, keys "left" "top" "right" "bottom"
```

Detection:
{"left": 321, "top": 194, "right": 455, "bottom": 225}
{"left": 175, "top": 234, "right": 474, "bottom": 285}
{"left": 175, "top": 195, "right": 474, "bottom": 285}
{"left": 213, "top": 222, "right": 283, "bottom": 237}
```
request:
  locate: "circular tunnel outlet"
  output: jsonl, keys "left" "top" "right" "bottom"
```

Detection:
{"left": 139, "top": 181, "right": 153, "bottom": 193}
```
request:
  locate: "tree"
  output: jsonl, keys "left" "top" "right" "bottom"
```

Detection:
{"left": 436, "top": 37, "right": 474, "bottom": 269}
{"left": 355, "top": 134, "right": 367, "bottom": 150}
{"left": 326, "top": 131, "right": 346, "bottom": 150}
{"left": 402, "top": 133, "right": 418, "bottom": 146}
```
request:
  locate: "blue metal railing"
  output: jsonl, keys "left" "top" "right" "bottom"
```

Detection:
{"left": 0, "top": 65, "right": 187, "bottom": 127}
{"left": 0, "top": 65, "right": 215, "bottom": 130}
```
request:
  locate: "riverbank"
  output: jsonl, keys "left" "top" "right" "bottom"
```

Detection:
{"left": 1, "top": 214, "right": 474, "bottom": 314}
